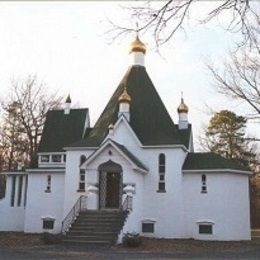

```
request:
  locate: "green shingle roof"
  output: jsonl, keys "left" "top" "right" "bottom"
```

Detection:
{"left": 38, "top": 108, "right": 88, "bottom": 152}
{"left": 183, "top": 152, "right": 250, "bottom": 172}
{"left": 69, "top": 66, "right": 183, "bottom": 148}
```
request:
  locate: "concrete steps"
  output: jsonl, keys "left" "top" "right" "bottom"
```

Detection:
{"left": 63, "top": 210, "right": 127, "bottom": 246}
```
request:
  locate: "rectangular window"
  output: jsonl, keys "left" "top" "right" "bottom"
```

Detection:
{"left": 45, "top": 175, "right": 51, "bottom": 192}
{"left": 199, "top": 224, "right": 212, "bottom": 234}
{"left": 63, "top": 154, "right": 66, "bottom": 162}
{"left": 43, "top": 219, "right": 54, "bottom": 230}
{"left": 78, "top": 169, "right": 85, "bottom": 192}
{"left": 201, "top": 185, "right": 207, "bottom": 193}
{"left": 10, "top": 176, "right": 16, "bottom": 207}
{"left": 158, "top": 182, "right": 165, "bottom": 192}
{"left": 41, "top": 155, "right": 50, "bottom": 163}
{"left": 52, "top": 155, "right": 62, "bottom": 163}
{"left": 17, "top": 175, "right": 23, "bottom": 207}
{"left": 142, "top": 223, "right": 154, "bottom": 233}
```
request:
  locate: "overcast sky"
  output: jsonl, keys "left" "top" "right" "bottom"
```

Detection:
{"left": 0, "top": 1, "right": 258, "bottom": 150}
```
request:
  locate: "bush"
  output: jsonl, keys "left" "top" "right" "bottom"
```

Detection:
{"left": 41, "top": 232, "right": 62, "bottom": 245}
{"left": 123, "top": 232, "right": 141, "bottom": 247}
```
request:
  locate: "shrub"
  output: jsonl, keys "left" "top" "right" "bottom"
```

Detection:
{"left": 41, "top": 232, "right": 62, "bottom": 245}
{"left": 123, "top": 232, "right": 141, "bottom": 247}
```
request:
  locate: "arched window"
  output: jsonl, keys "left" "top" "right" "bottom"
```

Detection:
{"left": 158, "top": 153, "right": 166, "bottom": 192}
{"left": 201, "top": 174, "right": 207, "bottom": 193}
{"left": 80, "top": 155, "right": 87, "bottom": 165}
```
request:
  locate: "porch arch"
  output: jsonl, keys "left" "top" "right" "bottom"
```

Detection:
{"left": 98, "top": 160, "right": 123, "bottom": 209}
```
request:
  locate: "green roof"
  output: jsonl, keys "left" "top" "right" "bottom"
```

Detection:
{"left": 38, "top": 108, "right": 88, "bottom": 152}
{"left": 69, "top": 66, "right": 183, "bottom": 148}
{"left": 183, "top": 152, "right": 250, "bottom": 172}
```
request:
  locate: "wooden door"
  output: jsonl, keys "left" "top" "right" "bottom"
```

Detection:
{"left": 105, "top": 172, "right": 120, "bottom": 208}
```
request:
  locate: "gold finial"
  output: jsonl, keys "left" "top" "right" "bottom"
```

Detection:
{"left": 108, "top": 123, "right": 114, "bottom": 130}
{"left": 129, "top": 34, "right": 146, "bottom": 54}
{"left": 118, "top": 87, "right": 131, "bottom": 103}
{"left": 177, "top": 93, "right": 189, "bottom": 113}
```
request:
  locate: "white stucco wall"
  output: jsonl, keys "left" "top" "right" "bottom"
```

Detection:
{"left": 63, "top": 149, "right": 94, "bottom": 217}
{"left": 0, "top": 174, "right": 27, "bottom": 231}
{"left": 183, "top": 172, "right": 251, "bottom": 240}
{"left": 24, "top": 172, "right": 65, "bottom": 233}
{"left": 107, "top": 118, "right": 188, "bottom": 238}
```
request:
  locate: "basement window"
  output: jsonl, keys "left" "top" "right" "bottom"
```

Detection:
{"left": 142, "top": 220, "right": 155, "bottom": 233}
{"left": 199, "top": 224, "right": 213, "bottom": 234}
{"left": 42, "top": 218, "right": 54, "bottom": 230}
{"left": 197, "top": 221, "right": 214, "bottom": 235}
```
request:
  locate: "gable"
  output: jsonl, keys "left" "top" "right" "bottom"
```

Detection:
{"left": 38, "top": 108, "right": 89, "bottom": 152}
{"left": 81, "top": 139, "right": 148, "bottom": 173}
{"left": 68, "top": 66, "right": 183, "bottom": 148}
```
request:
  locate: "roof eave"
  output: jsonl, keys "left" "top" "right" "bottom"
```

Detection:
{"left": 182, "top": 169, "right": 252, "bottom": 175}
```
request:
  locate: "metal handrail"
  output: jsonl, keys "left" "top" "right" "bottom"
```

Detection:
{"left": 122, "top": 195, "right": 133, "bottom": 211}
{"left": 61, "top": 195, "right": 87, "bottom": 234}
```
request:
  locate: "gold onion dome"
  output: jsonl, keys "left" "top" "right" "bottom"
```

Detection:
{"left": 177, "top": 98, "right": 189, "bottom": 113}
{"left": 129, "top": 35, "right": 146, "bottom": 54}
{"left": 118, "top": 88, "right": 131, "bottom": 103}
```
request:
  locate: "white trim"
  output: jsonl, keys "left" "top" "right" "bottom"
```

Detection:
{"left": 196, "top": 220, "right": 215, "bottom": 225}
{"left": 1, "top": 171, "right": 28, "bottom": 176}
{"left": 81, "top": 139, "right": 148, "bottom": 173}
{"left": 142, "top": 144, "right": 188, "bottom": 151}
{"left": 26, "top": 168, "right": 65, "bottom": 173}
{"left": 182, "top": 169, "right": 252, "bottom": 175}
{"left": 142, "top": 218, "right": 156, "bottom": 223}
{"left": 103, "top": 115, "right": 143, "bottom": 147}
{"left": 38, "top": 152, "right": 66, "bottom": 155}
{"left": 64, "top": 146, "right": 98, "bottom": 151}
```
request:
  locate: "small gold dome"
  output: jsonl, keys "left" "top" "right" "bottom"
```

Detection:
{"left": 118, "top": 88, "right": 131, "bottom": 103}
{"left": 108, "top": 123, "right": 114, "bottom": 130}
{"left": 129, "top": 35, "right": 146, "bottom": 54}
{"left": 177, "top": 98, "right": 189, "bottom": 113}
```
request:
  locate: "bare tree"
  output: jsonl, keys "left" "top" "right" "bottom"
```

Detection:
{"left": 207, "top": 49, "right": 259, "bottom": 119}
{"left": 108, "top": 0, "right": 259, "bottom": 50}
{"left": 0, "top": 75, "right": 62, "bottom": 168}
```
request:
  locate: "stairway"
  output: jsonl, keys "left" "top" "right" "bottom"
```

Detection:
{"left": 62, "top": 210, "right": 128, "bottom": 246}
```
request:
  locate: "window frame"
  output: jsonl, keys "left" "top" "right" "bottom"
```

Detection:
{"left": 45, "top": 175, "right": 52, "bottom": 193}
{"left": 157, "top": 153, "right": 166, "bottom": 192}
{"left": 199, "top": 224, "right": 213, "bottom": 234}
{"left": 78, "top": 169, "right": 86, "bottom": 192}
{"left": 51, "top": 154, "right": 62, "bottom": 163}
{"left": 42, "top": 218, "right": 55, "bottom": 230}
{"left": 201, "top": 174, "right": 207, "bottom": 193}
{"left": 40, "top": 155, "right": 50, "bottom": 163}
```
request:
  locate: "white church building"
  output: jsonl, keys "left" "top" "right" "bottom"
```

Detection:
{"left": 0, "top": 37, "right": 252, "bottom": 244}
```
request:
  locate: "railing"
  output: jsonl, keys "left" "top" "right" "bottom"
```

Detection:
{"left": 61, "top": 195, "right": 87, "bottom": 234}
{"left": 122, "top": 195, "right": 133, "bottom": 212}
